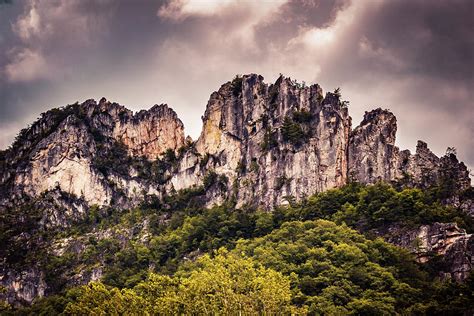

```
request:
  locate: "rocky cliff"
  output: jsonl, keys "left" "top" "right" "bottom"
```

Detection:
{"left": 1, "top": 98, "right": 184, "bottom": 209}
{"left": 381, "top": 222, "right": 473, "bottom": 281}
{"left": 173, "top": 74, "right": 351, "bottom": 208}
{"left": 0, "top": 74, "right": 472, "bottom": 305}
{"left": 348, "top": 109, "right": 471, "bottom": 192}
{"left": 2, "top": 75, "right": 469, "bottom": 212}
{"left": 171, "top": 75, "right": 470, "bottom": 209}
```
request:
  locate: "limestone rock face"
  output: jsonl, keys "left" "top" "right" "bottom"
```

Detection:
{"left": 1, "top": 98, "right": 183, "bottom": 211}
{"left": 2, "top": 75, "right": 470, "bottom": 213}
{"left": 190, "top": 74, "right": 351, "bottom": 208}
{"left": 0, "top": 269, "right": 46, "bottom": 306}
{"left": 84, "top": 98, "right": 186, "bottom": 159}
{"left": 13, "top": 115, "right": 112, "bottom": 206}
{"left": 113, "top": 103, "right": 185, "bottom": 159}
{"left": 348, "top": 110, "right": 471, "bottom": 191}
{"left": 383, "top": 223, "right": 473, "bottom": 281}
{"left": 402, "top": 141, "right": 441, "bottom": 186}
{"left": 0, "top": 74, "right": 471, "bottom": 216}
{"left": 348, "top": 109, "right": 400, "bottom": 183}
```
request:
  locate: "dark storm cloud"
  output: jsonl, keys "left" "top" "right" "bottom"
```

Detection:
{"left": 363, "top": 0, "right": 474, "bottom": 168}
{"left": 0, "top": 0, "right": 472, "bottom": 173}
{"left": 254, "top": 0, "right": 349, "bottom": 50}
{"left": 364, "top": 0, "right": 474, "bottom": 82}
{"left": 0, "top": 0, "right": 169, "bottom": 138}
{"left": 308, "top": 0, "right": 473, "bottom": 83}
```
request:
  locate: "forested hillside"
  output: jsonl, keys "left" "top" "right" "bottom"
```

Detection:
{"left": 2, "top": 182, "right": 473, "bottom": 315}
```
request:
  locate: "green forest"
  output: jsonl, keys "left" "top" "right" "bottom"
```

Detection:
{"left": 2, "top": 182, "right": 473, "bottom": 315}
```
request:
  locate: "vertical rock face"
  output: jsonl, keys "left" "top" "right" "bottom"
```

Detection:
{"left": 348, "top": 109, "right": 400, "bottom": 183}
{"left": 13, "top": 115, "right": 112, "bottom": 206}
{"left": 1, "top": 269, "right": 46, "bottom": 306}
{"left": 2, "top": 74, "right": 470, "bottom": 212}
{"left": 113, "top": 103, "right": 185, "bottom": 159}
{"left": 2, "top": 98, "right": 184, "bottom": 209}
{"left": 399, "top": 141, "right": 442, "bottom": 187}
{"left": 383, "top": 223, "right": 473, "bottom": 281}
{"left": 1, "top": 75, "right": 470, "bottom": 212}
{"left": 1, "top": 73, "right": 473, "bottom": 306}
{"left": 348, "top": 109, "right": 471, "bottom": 190}
{"left": 190, "top": 74, "right": 351, "bottom": 207}
{"left": 84, "top": 98, "right": 186, "bottom": 160}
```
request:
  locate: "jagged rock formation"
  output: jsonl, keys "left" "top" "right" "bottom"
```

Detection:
{"left": 175, "top": 74, "right": 351, "bottom": 207}
{"left": 348, "top": 109, "right": 400, "bottom": 182}
{"left": 0, "top": 99, "right": 186, "bottom": 305}
{"left": 172, "top": 75, "right": 469, "bottom": 209}
{"left": 0, "top": 73, "right": 472, "bottom": 305}
{"left": 382, "top": 223, "right": 473, "bottom": 281}
{"left": 1, "top": 98, "right": 184, "bottom": 209}
{"left": 1, "top": 269, "right": 46, "bottom": 305}
{"left": 348, "top": 109, "right": 471, "bottom": 192}
{"left": 111, "top": 101, "right": 185, "bottom": 159}
{"left": 1, "top": 74, "right": 469, "bottom": 212}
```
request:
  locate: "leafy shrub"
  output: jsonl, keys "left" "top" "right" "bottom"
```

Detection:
{"left": 236, "top": 159, "right": 246, "bottom": 173}
{"left": 93, "top": 141, "right": 130, "bottom": 176}
{"left": 260, "top": 127, "right": 278, "bottom": 151}
{"left": 292, "top": 109, "right": 313, "bottom": 123}
{"left": 281, "top": 116, "right": 305, "bottom": 145}
{"left": 163, "top": 148, "right": 177, "bottom": 164}
{"left": 199, "top": 153, "right": 210, "bottom": 168}
{"left": 268, "top": 81, "right": 280, "bottom": 108}
{"left": 249, "top": 158, "right": 259, "bottom": 173}
{"left": 203, "top": 170, "right": 218, "bottom": 190}
{"left": 317, "top": 93, "right": 324, "bottom": 103}
{"left": 232, "top": 75, "right": 243, "bottom": 97}
{"left": 275, "top": 175, "right": 291, "bottom": 190}
{"left": 217, "top": 174, "right": 229, "bottom": 191}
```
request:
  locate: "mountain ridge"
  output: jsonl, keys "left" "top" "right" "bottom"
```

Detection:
{"left": 0, "top": 73, "right": 472, "bottom": 307}
{"left": 1, "top": 74, "right": 470, "bottom": 210}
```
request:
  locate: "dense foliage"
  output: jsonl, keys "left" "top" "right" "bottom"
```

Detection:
{"left": 46, "top": 251, "right": 297, "bottom": 315}
{"left": 235, "top": 220, "right": 424, "bottom": 314}
{"left": 2, "top": 182, "right": 473, "bottom": 315}
{"left": 276, "top": 182, "right": 473, "bottom": 233}
{"left": 232, "top": 75, "right": 243, "bottom": 97}
{"left": 280, "top": 110, "right": 314, "bottom": 146}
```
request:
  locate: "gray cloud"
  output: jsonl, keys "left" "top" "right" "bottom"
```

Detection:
{"left": 253, "top": 0, "right": 349, "bottom": 50}
{"left": 0, "top": 0, "right": 473, "bottom": 173}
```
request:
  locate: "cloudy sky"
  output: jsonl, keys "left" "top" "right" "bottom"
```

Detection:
{"left": 0, "top": 0, "right": 473, "bottom": 170}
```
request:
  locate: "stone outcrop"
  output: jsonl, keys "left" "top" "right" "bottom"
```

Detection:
{"left": 348, "top": 109, "right": 471, "bottom": 191}
{"left": 2, "top": 75, "right": 469, "bottom": 211}
{"left": 173, "top": 75, "right": 470, "bottom": 209}
{"left": 81, "top": 98, "right": 185, "bottom": 160}
{"left": 382, "top": 222, "right": 474, "bottom": 281}
{"left": 348, "top": 109, "right": 400, "bottom": 183}
{"left": 0, "top": 269, "right": 46, "bottom": 306}
{"left": 175, "top": 74, "right": 351, "bottom": 207}
{"left": 13, "top": 115, "right": 112, "bottom": 206}
{"left": 1, "top": 98, "right": 183, "bottom": 210}
{"left": 105, "top": 101, "right": 185, "bottom": 159}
